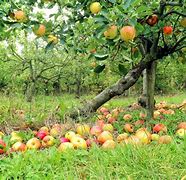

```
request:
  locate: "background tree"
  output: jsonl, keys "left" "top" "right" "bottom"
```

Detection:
{"left": 0, "top": 0, "right": 185, "bottom": 119}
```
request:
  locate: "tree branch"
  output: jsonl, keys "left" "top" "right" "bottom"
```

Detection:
{"left": 170, "top": 36, "right": 186, "bottom": 53}
{"left": 163, "top": 10, "right": 186, "bottom": 18}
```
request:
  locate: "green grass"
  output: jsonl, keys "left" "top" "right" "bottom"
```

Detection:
{"left": 0, "top": 93, "right": 186, "bottom": 179}
{"left": 0, "top": 92, "right": 185, "bottom": 126}
{"left": 1, "top": 142, "right": 186, "bottom": 179}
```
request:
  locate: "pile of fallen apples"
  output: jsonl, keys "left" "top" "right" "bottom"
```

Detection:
{"left": 0, "top": 100, "right": 186, "bottom": 155}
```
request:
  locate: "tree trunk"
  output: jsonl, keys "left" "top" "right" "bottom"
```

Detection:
{"left": 66, "top": 54, "right": 154, "bottom": 119}
{"left": 146, "top": 61, "right": 157, "bottom": 118}
{"left": 26, "top": 81, "right": 35, "bottom": 102}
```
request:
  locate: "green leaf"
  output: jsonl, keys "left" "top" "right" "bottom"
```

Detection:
{"left": 118, "top": 64, "right": 128, "bottom": 75}
{"left": 122, "top": 55, "right": 133, "bottom": 62}
{"left": 94, "top": 54, "right": 109, "bottom": 61}
{"left": 94, "top": 65, "right": 105, "bottom": 73}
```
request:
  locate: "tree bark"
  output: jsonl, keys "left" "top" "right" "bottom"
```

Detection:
{"left": 146, "top": 61, "right": 157, "bottom": 118}
{"left": 66, "top": 54, "right": 154, "bottom": 119}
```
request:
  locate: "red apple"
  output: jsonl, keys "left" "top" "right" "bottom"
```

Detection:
{"left": 60, "top": 137, "right": 70, "bottom": 143}
{"left": 163, "top": 26, "right": 173, "bottom": 35}
{"left": 0, "top": 139, "right": 6, "bottom": 154}
{"left": 153, "top": 124, "right": 167, "bottom": 133}
{"left": 146, "top": 14, "right": 158, "bottom": 26}
{"left": 96, "top": 120, "right": 105, "bottom": 129}
{"left": 39, "top": 126, "right": 49, "bottom": 133}
{"left": 99, "top": 107, "right": 109, "bottom": 114}
{"left": 90, "top": 125, "right": 102, "bottom": 136}
{"left": 139, "top": 112, "right": 146, "bottom": 119}
{"left": 107, "top": 117, "right": 116, "bottom": 124}
{"left": 36, "top": 130, "right": 47, "bottom": 140}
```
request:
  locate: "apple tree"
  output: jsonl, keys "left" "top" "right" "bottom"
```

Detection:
{"left": 0, "top": 0, "right": 186, "bottom": 119}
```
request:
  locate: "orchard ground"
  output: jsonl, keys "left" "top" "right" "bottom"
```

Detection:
{"left": 0, "top": 93, "right": 186, "bottom": 179}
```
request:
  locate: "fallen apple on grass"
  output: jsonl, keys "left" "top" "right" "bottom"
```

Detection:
{"left": 26, "top": 138, "right": 41, "bottom": 150}
{"left": 97, "top": 131, "right": 113, "bottom": 144}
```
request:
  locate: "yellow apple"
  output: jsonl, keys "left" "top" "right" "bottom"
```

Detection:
{"left": 176, "top": 129, "right": 186, "bottom": 138}
{"left": 58, "top": 142, "right": 74, "bottom": 152}
{"left": 102, "top": 140, "right": 116, "bottom": 149}
{"left": 12, "top": 142, "right": 27, "bottom": 152}
{"left": 71, "top": 137, "right": 87, "bottom": 149}
{"left": 97, "top": 131, "right": 113, "bottom": 144}
{"left": 42, "top": 135, "right": 55, "bottom": 147}
{"left": 90, "top": 2, "right": 101, "bottom": 14}
{"left": 26, "top": 138, "right": 41, "bottom": 150}
{"left": 151, "top": 134, "right": 160, "bottom": 141}
{"left": 48, "top": 35, "right": 58, "bottom": 44}
{"left": 0, "top": 132, "right": 4, "bottom": 139}
{"left": 65, "top": 131, "right": 76, "bottom": 141}
{"left": 158, "top": 135, "right": 172, "bottom": 144}
{"left": 135, "top": 128, "right": 151, "bottom": 144}
{"left": 14, "top": 10, "right": 27, "bottom": 22}
{"left": 102, "top": 124, "right": 114, "bottom": 133}
{"left": 76, "top": 124, "right": 90, "bottom": 136}
{"left": 117, "top": 133, "right": 129, "bottom": 143}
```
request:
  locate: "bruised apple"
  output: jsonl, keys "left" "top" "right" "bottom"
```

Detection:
{"left": 124, "top": 123, "right": 134, "bottom": 133}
